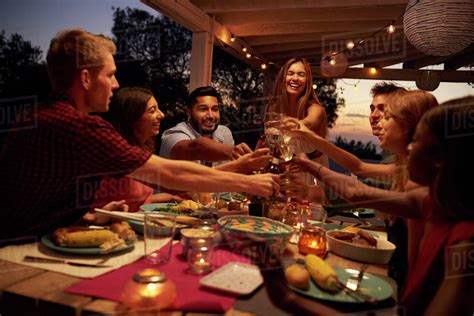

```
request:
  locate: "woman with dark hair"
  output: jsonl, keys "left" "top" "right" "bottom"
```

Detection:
{"left": 84, "top": 87, "right": 183, "bottom": 219}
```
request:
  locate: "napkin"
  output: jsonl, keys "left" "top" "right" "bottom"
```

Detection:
{"left": 65, "top": 244, "right": 252, "bottom": 312}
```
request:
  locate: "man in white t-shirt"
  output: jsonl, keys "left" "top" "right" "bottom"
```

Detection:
{"left": 160, "top": 86, "right": 270, "bottom": 172}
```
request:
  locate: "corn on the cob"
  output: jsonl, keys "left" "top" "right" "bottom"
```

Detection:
{"left": 61, "top": 230, "right": 118, "bottom": 247}
{"left": 305, "top": 254, "right": 339, "bottom": 292}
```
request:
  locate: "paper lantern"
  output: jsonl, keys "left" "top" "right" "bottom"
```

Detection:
{"left": 320, "top": 51, "right": 348, "bottom": 77}
{"left": 404, "top": 0, "right": 474, "bottom": 56}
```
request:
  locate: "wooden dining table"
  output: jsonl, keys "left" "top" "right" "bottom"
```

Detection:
{"left": 0, "top": 227, "right": 396, "bottom": 316}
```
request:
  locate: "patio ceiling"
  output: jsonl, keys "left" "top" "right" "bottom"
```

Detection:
{"left": 142, "top": 0, "right": 474, "bottom": 85}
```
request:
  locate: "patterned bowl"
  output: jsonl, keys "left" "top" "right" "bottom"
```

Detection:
{"left": 218, "top": 215, "right": 294, "bottom": 253}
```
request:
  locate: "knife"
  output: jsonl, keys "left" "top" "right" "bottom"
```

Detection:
{"left": 23, "top": 255, "right": 112, "bottom": 268}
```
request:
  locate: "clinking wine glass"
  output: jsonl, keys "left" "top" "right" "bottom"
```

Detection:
{"left": 264, "top": 112, "right": 285, "bottom": 148}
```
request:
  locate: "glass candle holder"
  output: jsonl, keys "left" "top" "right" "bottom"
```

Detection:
{"left": 188, "top": 238, "right": 213, "bottom": 274}
{"left": 121, "top": 268, "right": 176, "bottom": 310}
{"left": 298, "top": 226, "right": 327, "bottom": 257}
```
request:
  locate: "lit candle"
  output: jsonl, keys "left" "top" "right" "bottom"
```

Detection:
{"left": 188, "top": 239, "right": 213, "bottom": 274}
{"left": 298, "top": 226, "right": 327, "bottom": 257}
{"left": 120, "top": 269, "right": 176, "bottom": 310}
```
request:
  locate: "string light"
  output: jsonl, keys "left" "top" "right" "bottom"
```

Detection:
{"left": 312, "top": 83, "right": 317, "bottom": 90}
{"left": 221, "top": 10, "right": 404, "bottom": 73}
{"left": 387, "top": 22, "right": 396, "bottom": 34}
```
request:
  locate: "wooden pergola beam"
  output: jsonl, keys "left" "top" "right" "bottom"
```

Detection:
{"left": 229, "top": 21, "right": 388, "bottom": 37}
{"left": 246, "top": 31, "right": 376, "bottom": 46}
{"left": 192, "top": 0, "right": 409, "bottom": 13}
{"left": 312, "top": 67, "right": 474, "bottom": 82}
{"left": 216, "top": 5, "right": 405, "bottom": 25}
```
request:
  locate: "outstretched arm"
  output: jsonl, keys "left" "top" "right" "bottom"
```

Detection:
{"left": 171, "top": 138, "right": 252, "bottom": 161}
{"left": 215, "top": 148, "right": 272, "bottom": 174}
{"left": 128, "top": 155, "right": 279, "bottom": 197}
{"left": 290, "top": 122, "right": 395, "bottom": 178}
{"left": 292, "top": 155, "right": 426, "bottom": 219}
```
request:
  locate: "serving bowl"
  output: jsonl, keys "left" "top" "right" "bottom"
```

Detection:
{"left": 217, "top": 215, "right": 294, "bottom": 253}
{"left": 326, "top": 230, "right": 396, "bottom": 264}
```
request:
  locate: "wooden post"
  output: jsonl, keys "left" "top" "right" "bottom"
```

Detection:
{"left": 190, "top": 31, "right": 213, "bottom": 92}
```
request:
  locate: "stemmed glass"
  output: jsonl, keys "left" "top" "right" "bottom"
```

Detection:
{"left": 264, "top": 112, "right": 285, "bottom": 148}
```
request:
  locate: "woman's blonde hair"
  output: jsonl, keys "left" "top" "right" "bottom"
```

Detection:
{"left": 267, "top": 58, "right": 321, "bottom": 120}
{"left": 385, "top": 89, "right": 439, "bottom": 191}
{"left": 46, "top": 28, "right": 116, "bottom": 91}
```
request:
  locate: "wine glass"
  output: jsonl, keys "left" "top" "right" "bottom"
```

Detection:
{"left": 264, "top": 112, "right": 285, "bottom": 147}
{"left": 280, "top": 143, "right": 296, "bottom": 163}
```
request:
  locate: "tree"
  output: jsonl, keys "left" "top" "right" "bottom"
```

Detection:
{"left": 314, "top": 78, "right": 345, "bottom": 128}
{"left": 0, "top": 31, "right": 48, "bottom": 99}
{"left": 334, "top": 136, "right": 381, "bottom": 160}
{"left": 111, "top": 7, "right": 191, "bottom": 116}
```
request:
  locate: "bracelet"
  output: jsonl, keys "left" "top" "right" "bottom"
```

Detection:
{"left": 316, "top": 164, "right": 324, "bottom": 179}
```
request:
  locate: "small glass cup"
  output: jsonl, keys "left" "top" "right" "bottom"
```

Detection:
{"left": 298, "top": 226, "right": 327, "bottom": 257}
{"left": 144, "top": 213, "right": 176, "bottom": 265}
{"left": 187, "top": 238, "right": 213, "bottom": 274}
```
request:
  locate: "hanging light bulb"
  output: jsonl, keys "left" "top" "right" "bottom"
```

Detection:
{"left": 246, "top": 53, "right": 251, "bottom": 58}
{"left": 230, "top": 35, "right": 236, "bottom": 42}
{"left": 242, "top": 47, "right": 247, "bottom": 52}
{"left": 387, "top": 22, "right": 396, "bottom": 34}
{"left": 369, "top": 67, "right": 377, "bottom": 75}
{"left": 260, "top": 63, "right": 267, "bottom": 70}
{"left": 329, "top": 58, "right": 336, "bottom": 66}
{"left": 346, "top": 41, "right": 355, "bottom": 49}
{"left": 312, "top": 83, "right": 317, "bottom": 90}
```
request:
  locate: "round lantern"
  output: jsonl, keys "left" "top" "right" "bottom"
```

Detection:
{"left": 404, "top": 0, "right": 474, "bottom": 56}
{"left": 416, "top": 70, "right": 441, "bottom": 91}
{"left": 320, "top": 51, "right": 348, "bottom": 77}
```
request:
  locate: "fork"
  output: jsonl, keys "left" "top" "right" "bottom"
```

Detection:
{"left": 346, "top": 264, "right": 368, "bottom": 291}
{"left": 352, "top": 209, "right": 372, "bottom": 226}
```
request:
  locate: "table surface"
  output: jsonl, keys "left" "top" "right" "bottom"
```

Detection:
{"left": 0, "top": 237, "right": 393, "bottom": 316}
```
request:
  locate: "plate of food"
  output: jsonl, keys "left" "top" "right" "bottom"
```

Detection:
{"left": 42, "top": 222, "right": 136, "bottom": 255}
{"left": 288, "top": 266, "right": 393, "bottom": 303}
{"left": 286, "top": 255, "right": 393, "bottom": 303}
{"left": 140, "top": 201, "right": 199, "bottom": 216}
{"left": 326, "top": 227, "right": 395, "bottom": 264}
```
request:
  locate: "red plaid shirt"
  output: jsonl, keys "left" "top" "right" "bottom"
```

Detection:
{"left": 0, "top": 93, "right": 151, "bottom": 239}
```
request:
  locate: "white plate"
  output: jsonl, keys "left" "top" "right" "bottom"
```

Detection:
{"left": 326, "top": 230, "right": 396, "bottom": 264}
{"left": 200, "top": 262, "right": 263, "bottom": 296}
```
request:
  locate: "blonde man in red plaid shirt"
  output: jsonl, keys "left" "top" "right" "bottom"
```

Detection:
{"left": 0, "top": 29, "right": 278, "bottom": 241}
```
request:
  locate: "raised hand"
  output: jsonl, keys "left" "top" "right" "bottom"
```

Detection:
{"left": 234, "top": 148, "right": 272, "bottom": 173}
{"left": 231, "top": 142, "right": 253, "bottom": 159}
{"left": 247, "top": 173, "right": 280, "bottom": 197}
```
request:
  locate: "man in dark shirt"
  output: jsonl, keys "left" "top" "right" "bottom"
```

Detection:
{"left": 0, "top": 28, "right": 278, "bottom": 241}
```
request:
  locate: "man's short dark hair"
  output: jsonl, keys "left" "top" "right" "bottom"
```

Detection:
{"left": 188, "top": 86, "right": 222, "bottom": 109}
{"left": 370, "top": 82, "right": 405, "bottom": 98}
